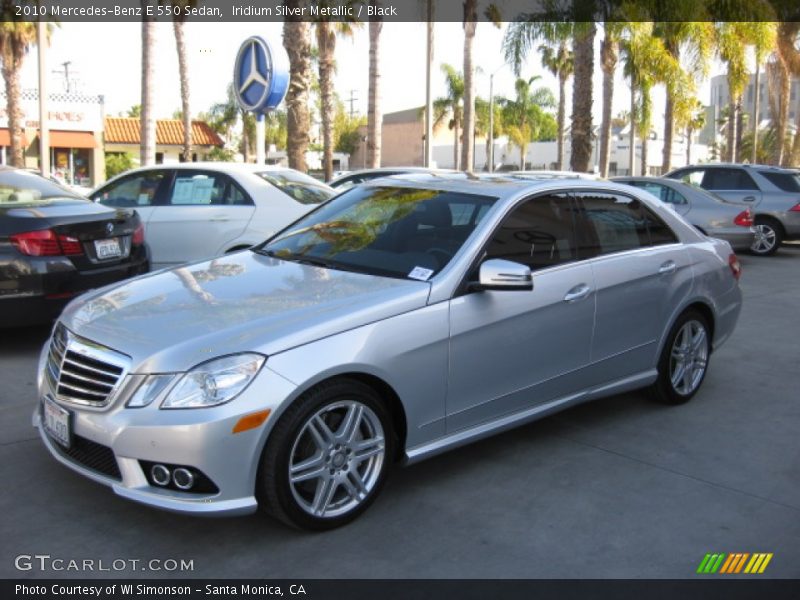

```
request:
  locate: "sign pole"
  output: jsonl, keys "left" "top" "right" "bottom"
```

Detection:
{"left": 256, "top": 113, "right": 266, "bottom": 164}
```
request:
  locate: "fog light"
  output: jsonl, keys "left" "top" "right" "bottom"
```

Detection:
{"left": 172, "top": 467, "right": 195, "bottom": 490}
{"left": 151, "top": 464, "right": 171, "bottom": 486}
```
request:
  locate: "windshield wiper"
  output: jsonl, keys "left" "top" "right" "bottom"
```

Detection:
{"left": 256, "top": 249, "right": 358, "bottom": 273}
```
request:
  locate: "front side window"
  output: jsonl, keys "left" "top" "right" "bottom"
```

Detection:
{"left": 485, "top": 194, "right": 578, "bottom": 270}
{"left": 575, "top": 191, "right": 676, "bottom": 257}
{"left": 259, "top": 186, "right": 497, "bottom": 279}
{"left": 94, "top": 171, "right": 166, "bottom": 207}
{"left": 672, "top": 169, "right": 705, "bottom": 188}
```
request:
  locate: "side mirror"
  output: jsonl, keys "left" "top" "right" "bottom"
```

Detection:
{"left": 472, "top": 259, "right": 533, "bottom": 292}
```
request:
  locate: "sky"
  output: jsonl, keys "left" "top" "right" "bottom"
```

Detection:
{"left": 18, "top": 21, "right": 728, "bottom": 131}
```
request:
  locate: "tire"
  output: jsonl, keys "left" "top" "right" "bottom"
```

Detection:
{"left": 750, "top": 217, "right": 783, "bottom": 256}
{"left": 650, "top": 310, "right": 711, "bottom": 405}
{"left": 257, "top": 378, "right": 395, "bottom": 530}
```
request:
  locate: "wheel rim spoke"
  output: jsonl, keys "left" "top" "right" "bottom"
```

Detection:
{"left": 352, "top": 437, "right": 384, "bottom": 463}
{"left": 308, "top": 415, "right": 335, "bottom": 449}
{"left": 290, "top": 454, "right": 326, "bottom": 484}
{"left": 337, "top": 403, "right": 363, "bottom": 443}
{"left": 310, "top": 474, "right": 338, "bottom": 516}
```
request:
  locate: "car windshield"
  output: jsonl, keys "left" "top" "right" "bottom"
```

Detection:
{"left": 759, "top": 171, "right": 800, "bottom": 192}
{"left": 258, "top": 185, "right": 497, "bottom": 280}
{"left": 0, "top": 170, "right": 87, "bottom": 206}
{"left": 257, "top": 170, "right": 334, "bottom": 205}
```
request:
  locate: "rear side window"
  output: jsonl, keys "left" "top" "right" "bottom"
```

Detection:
{"left": 629, "top": 182, "right": 687, "bottom": 205}
{"left": 574, "top": 191, "right": 677, "bottom": 257}
{"left": 672, "top": 169, "right": 705, "bottom": 188}
{"left": 167, "top": 171, "right": 252, "bottom": 206}
{"left": 759, "top": 171, "right": 800, "bottom": 192}
{"left": 703, "top": 169, "right": 758, "bottom": 191}
{"left": 485, "top": 194, "right": 578, "bottom": 271}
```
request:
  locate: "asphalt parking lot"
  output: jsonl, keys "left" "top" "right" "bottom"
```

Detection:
{"left": 1, "top": 245, "right": 799, "bottom": 580}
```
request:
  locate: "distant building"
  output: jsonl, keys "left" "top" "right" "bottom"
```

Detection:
{"left": 104, "top": 117, "right": 224, "bottom": 167}
{"left": 710, "top": 73, "right": 800, "bottom": 126}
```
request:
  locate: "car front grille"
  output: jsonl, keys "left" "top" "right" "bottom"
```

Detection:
{"left": 46, "top": 324, "right": 130, "bottom": 407}
{"left": 58, "top": 434, "right": 122, "bottom": 481}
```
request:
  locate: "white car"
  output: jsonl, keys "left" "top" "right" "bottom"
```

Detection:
{"left": 91, "top": 163, "right": 334, "bottom": 269}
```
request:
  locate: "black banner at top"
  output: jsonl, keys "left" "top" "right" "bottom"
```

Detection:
{"left": 3, "top": 0, "right": 800, "bottom": 23}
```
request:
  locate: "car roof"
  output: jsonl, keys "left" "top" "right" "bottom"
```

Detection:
{"left": 118, "top": 162, "right": 294, "bottom": 174}
{"left": 672, "top": 163, "right": 800, "bottom": 174}
{"left": 358, "top": 171, "right": 636, "bottom": 200}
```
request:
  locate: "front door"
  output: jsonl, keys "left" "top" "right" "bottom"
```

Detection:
{"left": 447, "top": 193, "right": 596, "bottom": 432}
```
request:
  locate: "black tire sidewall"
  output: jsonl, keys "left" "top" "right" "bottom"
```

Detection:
{"left": 258, "top": 378, "right": 395, "bottom": 530}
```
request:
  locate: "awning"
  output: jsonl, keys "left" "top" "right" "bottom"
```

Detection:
{"left": 47, "top": 130, "right": 97, "bottom": 149}
{"left": 0, "top": 128, "right": 29, "bottom": 147}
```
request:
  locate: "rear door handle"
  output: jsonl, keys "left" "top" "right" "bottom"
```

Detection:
{"left": 210, "top": 217, "right": 230, "bottom": 222}
{"left": 742, "top": 196, "right": 755, "bottom": 202}
{"left": 658, "top": 260, "right": 677, "bottom": 275}
{"left": 564, "top": 283, "right": 592, "bottom": 303}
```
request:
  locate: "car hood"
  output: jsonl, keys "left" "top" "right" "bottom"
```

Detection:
{"left": 60, "top": 251, "right": 431, "bottom": 372}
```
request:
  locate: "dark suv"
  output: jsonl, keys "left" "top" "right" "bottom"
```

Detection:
{"left": 665, "top": 164, "right": 800, "bottom": 255}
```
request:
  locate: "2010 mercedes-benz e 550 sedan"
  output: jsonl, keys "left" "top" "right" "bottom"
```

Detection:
{"left": 34, "top": 175, "right": 743, "bottom": 530}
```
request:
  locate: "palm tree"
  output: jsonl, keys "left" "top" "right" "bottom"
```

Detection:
{"left": 774, "top": 21, "right": 800, "bottom": 165}
{"left": 169, "top": 1, "right": 195, "bottom": 162}
{"left": 500, "top": 77, "right": 555, "bottom": 169}
{"left": 716, "top": 21, "right": 776, "bottom": 163}
{"left": 598, "top": 23, "right": 621, "bottom": 178}
{"left": 140, "top": 14, "right": 156, "bottom": 166}
{"left": 367, "top": 0, "right": 382, "bottom": 168}
{"left": 569, "top": 22, "right": 596, "bottom": 172}
{"left": 314, "top": 9, "right": 359, "bottom": 181}
{"left": 653, "top": 17, "right": 714, "bottom": 173}
{"left": 0, "top": 22, "right": 37, "bottom": 167}
{"left": 460, "top": 0, "right": 477, "bottom": 171}
{"left": 283, "top": 4, "right": 312, "bottom": 172}
{"left": 433, "top": 64, "right": 464, "bottom": 169}
{"left": 621, "top": 22, "right": 687, "bottom": 175}
{"left": 684, "top": 100, "right": 706, "bottom": 164}
{"left": 538, "top": 40, "right": 572, "bottom": 171}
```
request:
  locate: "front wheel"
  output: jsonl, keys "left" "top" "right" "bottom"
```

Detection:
{"left": 650, "top": 310, "right": 711, "bottom": 405}
{"left": 257, "top": 379, "right": 394, "bottom": 530}
{"left": 750, "top": 218, "right": 783, "bottom": 256}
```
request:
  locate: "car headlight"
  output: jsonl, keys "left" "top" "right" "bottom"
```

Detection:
{"left": 126, "top": 374, "right": 175, "bottom": 408}
{"left": 160, "top": 353, "right": 266, "bottom": 409}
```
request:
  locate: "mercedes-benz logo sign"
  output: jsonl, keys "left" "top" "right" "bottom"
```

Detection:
{"left": 234, "top": 37, "right": 272, "bottom": 112}
{"left": 106, "top": 222, "right": 114, "bottom": 235}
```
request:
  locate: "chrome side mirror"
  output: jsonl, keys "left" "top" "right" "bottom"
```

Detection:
{"left": 474, "top": 259, "right": 533, "bottom": 291}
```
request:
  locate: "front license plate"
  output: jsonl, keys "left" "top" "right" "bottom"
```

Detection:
{"left": 43, "top": 397, "right": 72, "bottom": 449}
{"left": 95, "top": 238, "right": 121, "bottom": 259}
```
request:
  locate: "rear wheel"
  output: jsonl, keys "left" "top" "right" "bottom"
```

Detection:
{"left": 650, "top": 310, "right": 711, "bottom": 405}
{"left": 750, "top": 217, "right": 782, "bottom": 256}
{"left": 257, "top": 378, "right": 394, "bottom": 530}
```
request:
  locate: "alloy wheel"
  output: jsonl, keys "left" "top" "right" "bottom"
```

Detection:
{"left": 288, "top": 400, "right": 386, "bottom": 519}
{"left": 751, "top": 223, "right": 777, "bottom": 255}
{"left": 669, "top": 320, "right": 709, "bottom": 396}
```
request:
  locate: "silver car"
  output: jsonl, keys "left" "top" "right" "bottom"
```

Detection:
{"left": 328, "top": 167, "right": 455, "bottom": 190}
{"left": 665, "top": 163, "right": 800, "bottom": 255}
{"left": 612, "top": 176, "right": 756, "bottom": 252}
{"left": 34, "top": 175, "right": 743, "bottom": 530}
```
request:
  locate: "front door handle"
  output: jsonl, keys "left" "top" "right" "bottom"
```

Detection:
{"left": 564, "top": 283, "right": 592, "bottom": 303}
{"left": 210, "top": 217, "right": 230, "bottom": 222}
{"left": 742, "top": 196, "right": 756, "bottom": 202}
{"left": 659, "top": 260, "right": 677, "bottom": 275}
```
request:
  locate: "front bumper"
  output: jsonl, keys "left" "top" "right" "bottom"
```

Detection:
{"left": 33, "top": 345, "right": 298, "bottom": 516}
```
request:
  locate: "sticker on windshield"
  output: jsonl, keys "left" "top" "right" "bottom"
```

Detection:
{"left": 408, "top": 266, "right": 434, "bottom": 281}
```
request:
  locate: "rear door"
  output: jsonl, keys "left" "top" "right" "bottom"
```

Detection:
{"left": 92, "top": 169, "right": 169, "bottom": 230}
{"left": 573, "top": 190, "right": 693, "bottom": 382}
{"left": 701, "top": 167, "right": 762, "bottom": 206}
{"left": 146, "top": 170, "right": 256, "bottom": 267}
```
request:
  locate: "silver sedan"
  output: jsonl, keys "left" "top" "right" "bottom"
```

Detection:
{"left": 612, "top": 176, "right": 756, "bottom": 252}
{"left": 34, "top": 175, "right": 742, "bottom": 530}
